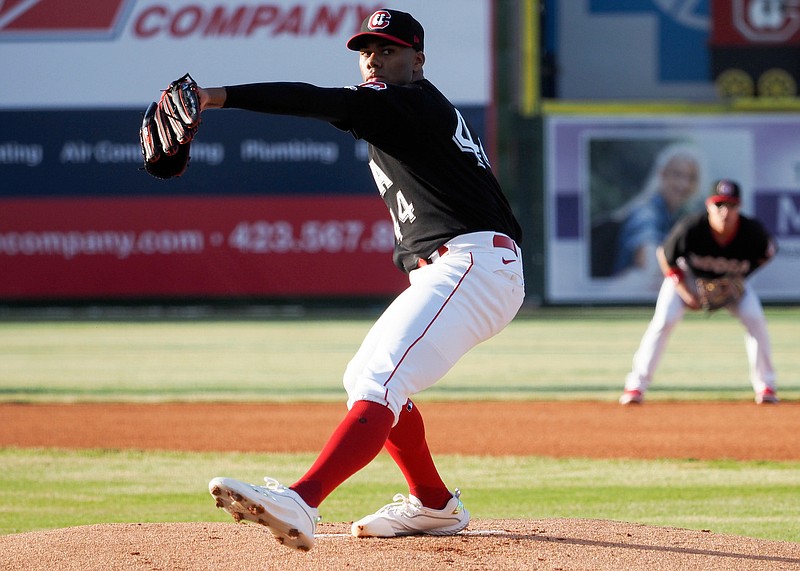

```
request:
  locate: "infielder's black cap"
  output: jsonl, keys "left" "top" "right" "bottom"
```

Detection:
{"left": 347, "top": 9, "right": 424, "bottom": 51}
{"left": 709, "top": 179, "right": 741, "bottom": 204}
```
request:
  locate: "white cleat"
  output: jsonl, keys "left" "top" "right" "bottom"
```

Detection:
{"left": 755, "top": 388, "right": 779, "bottom": 404}
{"left": 209, "top": 476, "right": 319, "bottom": 552}
{"left": 619, "top": 390, "right": 644, "bottom": 405}
{"left": 351, "top": 489, "right": 469, "bottom": 538}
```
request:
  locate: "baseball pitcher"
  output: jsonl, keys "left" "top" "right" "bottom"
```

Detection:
{"left": 141, "top": 9, "right": 525, "bottom": 551}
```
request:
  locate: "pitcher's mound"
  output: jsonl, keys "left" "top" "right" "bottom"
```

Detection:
{"left": 2, "top": 519, "right": 798, "bottom": 570}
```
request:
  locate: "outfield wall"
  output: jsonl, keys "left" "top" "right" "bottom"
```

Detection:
{"left": 3, "top": 1, "right": 799, "bottom": 304}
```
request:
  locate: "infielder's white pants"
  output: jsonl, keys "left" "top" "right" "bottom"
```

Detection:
{"left": 343, "top": 232, "right": 525, "bottom": 423}
{"left": 624, "top": 278, "right": 777, "bottom": 395}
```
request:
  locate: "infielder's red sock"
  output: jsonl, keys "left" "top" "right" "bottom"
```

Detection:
{"left": 384, "top": 401, "right": 452, "bottom": 510}
{"left": 290, "top": 400, "right": 394, "bottom": 508}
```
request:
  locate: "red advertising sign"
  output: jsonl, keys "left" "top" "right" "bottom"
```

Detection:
{"left": 0, "top": 196, "right": 407, "bottom": 299}
{"left": 711, "top": 0, "right": 800, "bottom": 45}
{"left": 0, "top": 0, "right": 133, "bottom": 39}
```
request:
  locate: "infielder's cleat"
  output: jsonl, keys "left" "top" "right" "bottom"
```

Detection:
{"left": 351, "top": 489, "right": 469, "bottom": 538}
{"left": 755, "top": 388, "right": 779, "bottom": 404}
{"left": 208, "top": 476, "right": 319, "bottom": 552}
{"left": 619, "top": 390, "right": 643, "bottom": 405}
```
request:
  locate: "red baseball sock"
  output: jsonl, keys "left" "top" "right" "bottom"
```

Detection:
{"left": 291, "top": 400, "right": 394, "bottom": 507}
{"left": 384, "top": 401, "right": 452, "bottom": 510}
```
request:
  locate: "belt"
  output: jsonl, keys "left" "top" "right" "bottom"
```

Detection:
{"left": 491, "top": 234, "right": 518, "bottom": 255}
{"left": 417, "top": 234, "right": 518, "bottom": 268}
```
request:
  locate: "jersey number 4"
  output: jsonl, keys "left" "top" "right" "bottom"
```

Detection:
{"left": 453, "top": 108, "right": 491, "bottom": 169}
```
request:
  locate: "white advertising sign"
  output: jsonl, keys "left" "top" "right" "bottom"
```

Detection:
{"left": 546, "top": 114, "right": 800, "bottom": 303}
{"left": 1, "top": 0, "right": 490, "bottom": 108}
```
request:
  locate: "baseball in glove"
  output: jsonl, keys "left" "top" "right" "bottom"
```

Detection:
{"left": 139, "top": 73, "right": 201, "bottom": 179}
{"left": 695, "top": 276, "right": 745, "bottom": 311}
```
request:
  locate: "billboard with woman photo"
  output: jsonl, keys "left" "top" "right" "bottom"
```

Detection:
{"left": 546, "top": 114, "right": 800, "bottom": 303}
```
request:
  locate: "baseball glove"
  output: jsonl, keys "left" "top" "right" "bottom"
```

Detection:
{"left": 695, "top": 276, "right": 745, "bottom": 311}
{"left": 139, "top": 73, "right": 200, "bottom": 179}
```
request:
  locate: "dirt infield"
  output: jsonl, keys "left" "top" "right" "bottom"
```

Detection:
{"left": 2, "top": 401, "right": 798, "bottom": 460}
{"left": 2, "top": 402, "right": 799, "bottom": 570}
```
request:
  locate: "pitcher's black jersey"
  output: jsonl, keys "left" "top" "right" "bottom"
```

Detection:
{"left": 224, "top": 80, "right": 522, "bottom": 273}
{"left": 662, "top": 211, "right": 774, "bottom": 279}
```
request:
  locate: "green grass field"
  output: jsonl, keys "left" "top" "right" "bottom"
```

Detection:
{"left": 1, "top": 306, "right": 797, "bottom": 403}
{"left": 1, "top": 307, "right": 798, "bottom": 541}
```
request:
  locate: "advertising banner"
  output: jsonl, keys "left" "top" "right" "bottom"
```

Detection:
{"left": 0, "top": 195, "right": 406, "bottom": 298}
{"left": 546, "top": 114, "right": 800, "bottom": 304}
{"left": 710, "top": 0, "right": 800, "bottom": 45}
{"left": 0, "top": 0, "right": 491, "bottom": 108}
{"left": 709, "top": 0, "right": 800, "bottom": 97}
{"left": 0, "top": 1, "right": 491, "bottom": 300}
{"left": 556, "top": 2, "right": 716, "bottom": 100}
{"left": 1, "top": 106, "right": 486, "bottom": 300}
{"left": 0, "top": 109, "right": 374, "bottom": 198}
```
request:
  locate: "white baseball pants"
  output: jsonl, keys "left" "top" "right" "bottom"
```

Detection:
{"left": 624, "top": 278, "right": 777, "bottom": 396}
{"left": 343, "top": 232, "right": 525, "bottom": 423}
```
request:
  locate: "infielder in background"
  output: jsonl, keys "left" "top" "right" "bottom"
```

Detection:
{"left": 620, "top": 179, "right": 778, "bottom": 406}
{"left": 198, "top": 9, "right": 525, "bottom": 551}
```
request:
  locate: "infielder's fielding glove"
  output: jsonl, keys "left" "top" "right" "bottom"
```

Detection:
{"left": 139, "top": 73, "right": 200, "bottom": 179}
{"left": 695, "top": 276, "right": 745, "bottom": 311}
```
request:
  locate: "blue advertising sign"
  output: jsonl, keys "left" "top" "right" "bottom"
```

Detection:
{"left": 556, "top": 1, "right": 716, "bottom": 99}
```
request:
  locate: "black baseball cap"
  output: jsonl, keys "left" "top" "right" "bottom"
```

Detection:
{"left": 709, "top": 179, "right": 741, "bottom": 204}
{"left": 347, "top": 9, "right": 424, "bottom": 51}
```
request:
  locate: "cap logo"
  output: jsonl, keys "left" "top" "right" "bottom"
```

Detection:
{"left": 718, "top": 181, "right": 735, "bottom": 197}
{"left": 368, "top": 10, "right": 391, "bottom": 30}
